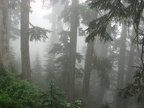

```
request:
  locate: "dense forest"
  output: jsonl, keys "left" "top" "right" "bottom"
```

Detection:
{"left": 0, "top": 0, "right": 144, "bottom": 108}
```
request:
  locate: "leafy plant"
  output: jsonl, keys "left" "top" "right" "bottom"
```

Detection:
{"left": 118, "top": 67, "right": 144, "bottom": 102}
{"left": 29, "top": 23, "right": 52, "bottom": 42}
{"left": 41, "top": 81, "right": 82, "bottom": 108}
{"left": 0, "top": 66, "right": 41, "bottom": 108}
{"left": 67, "top": 100, "right": 82, "bottom": 108}
{"left": 0, "top": 66, "right": 82, "bottom": 108}
{"left": 41, "top": 81, "right": 66, "bottom": 108}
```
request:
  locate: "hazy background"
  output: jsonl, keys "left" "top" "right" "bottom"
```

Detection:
{"left": 10, "top": 0, "right": 86, "bottom": 68}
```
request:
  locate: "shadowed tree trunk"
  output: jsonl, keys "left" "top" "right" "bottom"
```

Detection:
{"left": 125, "top": 29, "right": 135, "bottom": 85}
{"left": 122, "top": 29, "right": 136, "bottom": 108}
{"left": 82, "top": 41, "right": 94, "bottom": 108}
{"left": 95, "top": 42, "right": 109, "bottom": 108}
{"left": 0, "top": 2, "right": 2, "bottom": 64}
{"left": 82, "top": 10, "right": 97, "bottom": 108}
{"left": 0, "top": 0, "right": 10, "bottom": 70}
{"left": 21, "top": 0, "right": 31, "bottom": 80}
{"left": 114, "top": 22, "right": 127, "bottom": 108}
{"left": 67, "top": 0, "right": 79, "bottom": 102}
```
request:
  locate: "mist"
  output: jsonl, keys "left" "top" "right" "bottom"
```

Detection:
{"left": 0, "top": 0, "right": 143, "bottom": 108}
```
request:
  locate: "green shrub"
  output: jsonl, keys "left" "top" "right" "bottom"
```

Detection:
{"left": 0, "top": 67, "right": 82, "bottom": 108}
{"left": 0, "top": 67, "right": 41, "bottom": 108}
{"left": 40, "top": 81, "right": 82, "bottom": 108}
{"left": 40, "top": 81, "right": 67, "bottom": 108}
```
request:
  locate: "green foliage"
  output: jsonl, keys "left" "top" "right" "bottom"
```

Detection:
{"left": 46, "top": 30, "right": 83, "bottom": 84}
{"left": 86, "top": 18, "right": 113, "bottom": 42}
{"left": 86, "top": 0, "right": 144, "bottom": 102}
{"left": 118, "top": 67, "right": 144, "bottom": 101}
{"left": 50, "top": 30, "right": 83, "bottom": 63}
{"left": 0, "top": 67, "right": 41, "bottom": 108}
{"left": 41, "top": 81, "right": 67, "bottom": 108}
{"left": 29, "top": 23, "right": 52, "bottom": 42}
{"left": 85, "top": 0, "right": 141, "bottom": 42}
{"left": 0, "top": 66, "right": 82, "bottom": 108}
{"left": 41, "top": 81, "right": 82, "bottom": 108}
{"left": 67, "top": 100, "right": 82, "bottom": 108}
{"left": 92, "top": 56, "right": 112, "bottom": 72}
{"left": 92, "top": 56, "right": 112, "bottom": 88}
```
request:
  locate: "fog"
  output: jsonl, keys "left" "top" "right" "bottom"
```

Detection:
{"left": 0, "top": 0, "right": 144, "bottom": 108}
{"left": 10, "top": 0, "right": 50, "bottom": 64}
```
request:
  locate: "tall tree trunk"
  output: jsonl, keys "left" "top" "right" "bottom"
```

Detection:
{"left": 0, "top": 3, "right": 2, "bottom": 64}
{"left": 21, "top": 0, "right": 31, "bottom": 80}
{"left": 125, "top": 29, "right": 135, "bottom": 84}
{"left": 0, "top": 0, "right": 10, "bottom": 70}
{"left": 96, "top": 86, "right": 106, "bottom": 108}
{"left": 49, "top": 5, "right": 62, "bottom": 46}
{"left": 122, "top": 29, "right": 136, "bottom": 108}
{"left": 49, "top": 8, "right": 57, "bottom": 51}
{"left": 82, "top": 41, "right": 94, "bottom": 108}
{"left": 96, "top": 43, "right": 109, "bottom": 108}
{"left": 67, "top": 0, "right": 79, "bottom": 102}
{"left": 82, "top": 10, "right": 97, "bottom": 108}
{"left": 114, "top": 23, "right": 127, "bottom": 108}
{"left": 48, "top": 6, "right": 62, "bottom": 69}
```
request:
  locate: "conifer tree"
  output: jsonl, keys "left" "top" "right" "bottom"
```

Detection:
{"left": 86, "top": 0, "right": 144, "bottom": 107}
{"left": 32, "top": 52, "right": 43, "bottom": 88}
{"left": 21, "top": 0, "right": 31, "bottom": 80}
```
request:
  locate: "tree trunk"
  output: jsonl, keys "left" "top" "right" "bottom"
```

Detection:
{"left": 82, "top": 41, "right": 94, "bottom": 108}
{"left": 21, "top": 0, "right": 31, "bottom": 80}
{"left": 0, "top": 3, "right": 2, "bottom": 63}
{"left": 81, "top": 10, "right": 97, "bottom": 108}
{"left": 114, "top": 23, "right": 127, "bottom": 108}
{"left": 96, "top": 86, "right": 106, "bottom": 108}
{"left": 0, "top": 0, "right": 10, "bottom": 70}
{"left": 125, "top": 29, "right": 135, "bottom": 85}
{"left": 96, "top": 43, "right": 109, "bottom": 108}
{"left": 67, "top": 0, "right": 79, "bottom": 102}
{"left": 122, "top": 29, "right": 136, "bottom": 108}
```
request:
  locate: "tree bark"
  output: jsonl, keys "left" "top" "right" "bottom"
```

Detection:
{"left": 67, "top": 0, "right": 79, "bottom": 102}
{"left": 82, "top": 41, "right": 94, "bottom": 108}
{"left": 0, "top": 0, "right": 10, "bottom": 70}
{"left": 0, "top": 3, "right": 2, "bottom": 64}
{"left": 125, "top": 29, "right": 135, "bottom": 84}
{"left": 114, "top": 23, "right": 127, "bottom": 108}
{"left": 81, "top": 10, "right": 97, "bottom": 108}
{"left": 95, "top": 43, "right": 109, "bottom": 108}
{"left": 122, "top": 29, "right": 136, "bottom": 108}
{"left": 21, "top": 0, "right": 31, "bottom": 80}
{"left": 96, "top": 86, "right": 106, "bottom": 108}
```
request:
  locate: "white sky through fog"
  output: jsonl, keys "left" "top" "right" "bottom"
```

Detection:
{"left": 29, "top": 0, "right": 86, "bottom": 64}
{"left": 29, "top": 0, "right": 50, "bottom": 65}
{"left": 11, "top": 0, "right": 86, "bottom": 69}
{"left": 10, "top": 0, "right": 50, "bottom": 67}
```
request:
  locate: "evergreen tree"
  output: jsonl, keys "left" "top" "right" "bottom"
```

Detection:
{"left": 86, "top": 0, "right": 144, "bottom": 107}
{"left": 32, "top": 52, "right": 44, "bottom": 88}
{"left": 21, "top": 0, "right": 31, "bottom": 80}
{"left": 66, "top": 0, "right": 79, "bottom": 102}
{"left": 114, "top": 22, "right": 127, "bottom": 108}
{"left": 20, "top": 0, "right": 50, "bottom": 80}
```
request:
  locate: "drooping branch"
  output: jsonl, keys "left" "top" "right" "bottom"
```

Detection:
{"left": 29, "top": 22, "right": 52, "bottom": 42}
